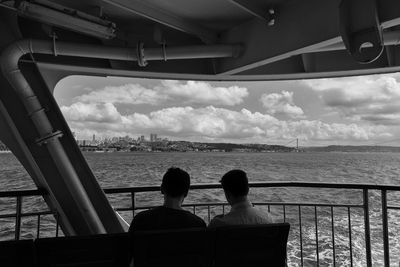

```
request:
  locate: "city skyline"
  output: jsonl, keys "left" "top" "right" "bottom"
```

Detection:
{"left": 73, "top": 132, "right": 167, "bottom": 142}
{"left": 55, "top": 74, "right": 400, "bottom": 146}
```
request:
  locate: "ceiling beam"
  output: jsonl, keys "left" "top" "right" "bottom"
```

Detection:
{"left": 228, "top": 0, "right": 268, "bottom": 22}
{"left": 217, "top": 0, "right": 400, "bottom": 75}
{"left": 102, "top": 0, "right": 217, "bottom": 43}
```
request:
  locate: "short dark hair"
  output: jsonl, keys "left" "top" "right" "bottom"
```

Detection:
{"left": 220, "top": 169, "right": 249, "bottom": 197}
{"left": 161, "top": 167, "right": 190, "bottom": 197}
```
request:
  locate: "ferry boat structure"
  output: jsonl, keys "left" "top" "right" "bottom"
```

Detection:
{"left": 0, "top": 0, "right": 400, "bottom": 266}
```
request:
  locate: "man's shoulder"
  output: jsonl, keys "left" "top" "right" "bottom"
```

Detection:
{"left": 253, "top": 208, "right": 274, "bottom": 223}
{"left": 208, "top": 208, "right": 274, "bottom": 228}
{"left": 180, "top": 210, "right": 206, "bottom": 227}
{"left": 208, "top": 214, "right": 226, "bottom": 228}
{"left": 135, "top": 206, "right": 162, "bottom": 218}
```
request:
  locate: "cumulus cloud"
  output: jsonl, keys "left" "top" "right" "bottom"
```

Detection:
{"left": 78, "top": 84, "right": 166, "bottom": 105}
{"left": 304, "top": 75, "right": 400, "bottom": 124}
{"left": 60, "top": 102, "right": 122, "bottom": 123}
{"left": 76, "top": 80, "right": 248, "bottom": 106}
{"left": 260, "top": 91, "right": 304, "bottom": 118}
{"left": 61, "top": 102, "right": 388, "bottom": 143}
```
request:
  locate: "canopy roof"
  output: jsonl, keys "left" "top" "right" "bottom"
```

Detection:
{"left": 1, "top": 0, "right": 400, "bottom": 83}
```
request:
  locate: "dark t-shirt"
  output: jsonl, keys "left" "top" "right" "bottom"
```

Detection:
{"left": 128, "top": 206, "right": 206, "bottom": 232}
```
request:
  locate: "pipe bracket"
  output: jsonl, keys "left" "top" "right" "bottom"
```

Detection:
{"left": 339, "top": 0, "right": 384, "bottom": 64}
{"left": 136, "top": 42, "right": 147, "bottom": 67}
{"left": 36, "top": 130, "right": 63, "bottom": 146}
{"left": 52, "top": 33, "right": 58, "bottom": 57}
{"left": 162, "top": 41, "right": 167, "bottom": 61}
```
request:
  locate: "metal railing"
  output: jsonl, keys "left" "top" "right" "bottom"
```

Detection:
{"left": 0, "top": 189, "right": 60, "bottom": 240}
{"left": 1, "top": 182, "right": 400, "bottom": 266}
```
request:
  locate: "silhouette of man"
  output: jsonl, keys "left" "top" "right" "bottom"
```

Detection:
{"left": 209, "top": 169, "right": 273, "bottom": 227}
{"left": 129, "top": 167, "right": 206, "bottom": 231}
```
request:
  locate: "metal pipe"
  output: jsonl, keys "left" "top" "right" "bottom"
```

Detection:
{"left": 145, "top": 45, "right": 242, "bottom": 60}
{"left": 1, "top": 40, "right": 106, "bottom": 234}
{"left": 1, "top": 39, "right": 240, "bottom": 65}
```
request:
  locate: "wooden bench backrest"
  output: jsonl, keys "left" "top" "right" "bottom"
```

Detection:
{"left": 0, "top": 239, "right": 36, "bottom": 267}
{"left": 213, "top": 223, "right": 290, "bottom": 267}
{"left": 34, "top": 233, "right": 130, "bottom": 267}
{"left": 133, "top": 227, "right": 210, "bottom": 267}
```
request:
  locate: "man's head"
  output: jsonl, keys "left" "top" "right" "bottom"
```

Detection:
{"left": 161, "top": 167, "right": 190, "bottom": 198}
{"left": 220, "top": 169, "right": 249, "bottom": 204}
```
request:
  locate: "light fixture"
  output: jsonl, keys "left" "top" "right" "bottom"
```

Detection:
{"left": 17, "top": 0, "right": 116, "bottom": 39}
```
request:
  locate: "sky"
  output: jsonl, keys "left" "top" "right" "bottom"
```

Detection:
{"left": 54, "top": 73, "right": 400, "bottom": 147}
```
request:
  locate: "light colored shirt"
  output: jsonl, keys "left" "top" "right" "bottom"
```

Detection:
{"left": 208, "top": 199, "right": 274, "bottom": 228}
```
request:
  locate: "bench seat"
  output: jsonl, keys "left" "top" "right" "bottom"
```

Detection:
{"left": 0, "top": 223, "right": 290, "bottom": 267}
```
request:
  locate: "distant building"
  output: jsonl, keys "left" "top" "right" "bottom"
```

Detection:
{"left": 92, "top": 134, "right": 96, "bottom": 142}
{"left": 150, "top": 133, "right": 157, "bottom": 142}
{"left": 123, "top": 135, "right": 131, "bottom": 142}
{"left": 140, "top": 135, "right": 145, "bottom": 142}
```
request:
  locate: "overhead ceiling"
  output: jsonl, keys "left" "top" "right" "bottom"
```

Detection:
{"left": 0, "top": 0, "right": 400, "bottom": 82}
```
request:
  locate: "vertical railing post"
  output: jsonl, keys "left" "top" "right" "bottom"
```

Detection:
{"left": 55, "top": 212, "right": 60, "bottom": 237}
{"left": 331, "top": 206, "right": 336, "bottom": 267}
{"left": 381, "top": 189, "right": 389, "bottom": 267}
{"left": 283, "top": 205, "right": 286, "bottom": 222}
{"left": 15, "top": 196, "right": 22, "bottom": 240}
{"left": 36, "top": 215, "right": 41, "bottom": 238}
{"left": 131, "top": 191, "right": 135, "bottom": 218}
{"left": 314, "top": 206, "right": 320, "bottom": 266}
{"left": 347, "top": 207, "right": 353, "bottom": 267}
{"left": 363, "top": 189, "right": 372, "bottom": 267}
{"left": 299, "top": 205, "right": 303, "bottom": 267}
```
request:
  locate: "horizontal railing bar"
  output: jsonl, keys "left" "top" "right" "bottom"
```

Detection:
{"left": 21, "top": 211, "right": 54, "bottom": 217}
{"left": 0, "top": 213, "right": 19, "bottom": 219}
{"left": 253, "top": 202, "right": 363, "bottom": 208}
{"left": 0, "top": 210, "right": 53, "bottom": 219}
{"left": 387, "top": 205, "right": 400, "bottom": 210}
{"left": 0, "top": 189, "right": 46, "bottom": 198}
{"left": 103, "top": 181, "right": 400, "bottom": 194}
{"left": 114, "top": 207, "right": 132, "bottom": 212}
{"left": 113, "top": 202, "right": 363, "bottom": 212}
{"left": 3, "top": 181, "right": 400, "bottom": 199}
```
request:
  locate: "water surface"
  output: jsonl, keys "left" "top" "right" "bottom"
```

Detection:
{"left": 1, "top": 152, "right": 400, "bottom": 266}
